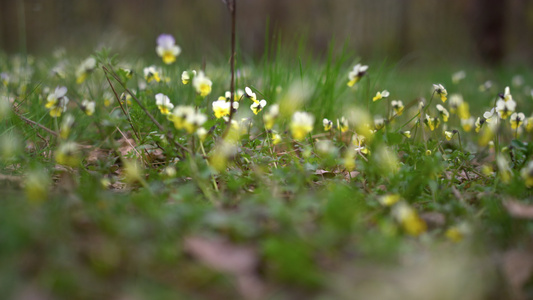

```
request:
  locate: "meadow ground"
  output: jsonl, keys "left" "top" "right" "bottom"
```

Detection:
{"left": 1, "top": 36, "right": 533, "bottom": 300}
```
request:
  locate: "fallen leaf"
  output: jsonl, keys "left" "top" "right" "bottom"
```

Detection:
{"left": 502, "top": 249, "right": 533, "bottom": 300}
{"left": 503, "top": 200, "right": 533, "bottom": 219}
{"left": 184, "top": 236, "right": 266, "bottom": 300}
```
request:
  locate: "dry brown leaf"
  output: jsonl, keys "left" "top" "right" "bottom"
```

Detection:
{"left": 502, "top": 249, "right": 533, "bottom": 300}
{"left": 503, "top": 200, "right": 533, "bottom": 219}
{"left": 184, "top": 236, "right": 265, "bottom": 300}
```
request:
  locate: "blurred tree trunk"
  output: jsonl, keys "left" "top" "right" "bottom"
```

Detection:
{"left": 0, "top": 0, "right": 17, "bottom": 52}
{"left": 468, "top": 0, "right": 506, "bottom": 64}
{"left": 397, "top": 0, "right": 411, "bottom": 58}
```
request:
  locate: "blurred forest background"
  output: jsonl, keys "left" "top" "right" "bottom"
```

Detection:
{"left": 0, "top": 0, "right": 532, "bottom": 65}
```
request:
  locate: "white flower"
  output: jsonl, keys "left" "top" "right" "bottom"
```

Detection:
{"left": 143, "top": 65, "right": 161, "bottom": 83}
{"left": 290, "top": 111, "right": 314, "bottom": 140}
{"left": 75, "top": 57, "right": 96, "bottom": 84}
{"left": 496, "top": 99, "right": 516, "bottom": 119}
{"left": 155, "top": 93, "right": 174, "bottom": 115}
{"left": 250, "top": 99, "right": 267, "bottom": 115}
{"left": 45, "top": 86, "right": 69, "bottom": 118}
{"left": 192, "top": 71, "right": 212, "bottom": 97}
{"left": 245, "top": 86, "right": 258, "bottom": 102}
{"left": 452, "top": 70, "right": 466, "bottom": 84}
{"left": 348, "top": 63, "right": 368, "bottom": 87}
{"left": 156, "top": 34, "right": 181, "bottom": 64}
{"left": 81, "top": 100, "right": 95, "bottom": 116}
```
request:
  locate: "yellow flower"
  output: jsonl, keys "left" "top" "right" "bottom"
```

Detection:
{"left": 445, "top": 227, "right": 463, "bottom": 242}
{"left": 192, "top": 71, "right": 212, "bottom": 97}
{"left": 500, "top": 86, "right": 513, "bottom": 102}
{"left": 156, "top": 34, "right": 181, "bottom": 64}
{"left": 55, "top": 142, "right": 80, "bottom": 167}
{"left": 444, "top": 130, "right": 456, "bottom": 141}
{"left": 244, "top": 86, "right": 258, "bottom": 103}
{"left": 81, "top": 100, "right": 95, "bottom": 116}
{"left": 426, "top": 149, "right": 432, "bottom": 156}
{"left": 448, "top": 94, "right": 463, "bottom": 114}
{"left": 75, "top": 57, "right": 96, "bottom": 84}
{"left": 373, "top": 90, "right": 390, "bottom": 102}
{"left": 461, "top": 117, "right": 474, "bottom": 132}
{"left": 433, "top": 83, "right": 448, "bottom": 102}
{"left": 323, "top": 118, "right": 333, "bottom": 131}
{"left": 271, "top": 130, "right": 282, "bottom": 145}
{"left": 391, "top": 100, "right": 404, "bottom": 116}
{"left": 475, "top": 117, "right": 485, "bottom": 133}
{"left": 436, "top": 104, "right": 449, "bottom": 122}
{"left": 24, "top": 169, "right": 50, "bottom": 203}
{"left": 337, "top": 116, "right": 349, "bottom": 132}
{"left": 45, "top": 86, "right": 69, "bottom": 118}
{"left": 120, "top": 92, "right": 132, "bottom": 106}
{"left": 290, "top": 111, "right": 314, "bottom": 141}
{"left": 250, "top": 99, "right": 267, "bottom": 115}
{"left": 196, "top": 127, "right": 208, "bottom": 142}
{"left": 393, "top": 202, "right": 427, "bottom": 236}
{"left": 496, "top": 154, "right": 512, "bottom": 183}
{"left": 155, "top": 93, "right": 174, "bottom": 115}
{"left": 212, "top": 99, "right": 232, "bottom": 119}
{"left": 378, "top": 194, "right": 401, "bottom": 206}
{"left": 143, "top": 66, "right": 161, "bottom": 83}
{"left": 263, "top": 104, "right": 279, "bottom": 130}
{"left": 374, "top": 116, "right": 385, "bottom": 130}
{"left": 181, "top": 70, "right": 196, "bottom": 84}
{"left": 510, "top": 112, "right": 525, "bottom": 130}
{"left": 103, "top": 92, "right": 114, "bottom": 107}
{"left": 59, "top": 114, "right": 74, "bottom": 139}
{"left": 424, "top": 114, "right": 440, "bottom": 131}
{"left": 496, "top": 99, "right": 516, "bottom": 120}
{"left": 171, "top": 105, "right": 206, "bottom": 133}
{"left": 526, "top": 116, "right": 533, "bottom": 132}
{"left": 347, "top": 63, "right": 368, "bottom": 87}
{"left": 400, "top": 131, "right": 411, "bottom": 138}
{"left": 521, "top": 161, "right": 533, "bottom": 188}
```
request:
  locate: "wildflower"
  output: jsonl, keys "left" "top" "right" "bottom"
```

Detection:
{"left": 378, "top": 194, "right": 401, "bottom": 207}
{"left": 263, "top": 104, "right": 279, "bottom": 130}
{"left": 192, "top": 71, "right": 212, "bottom": 97}
{"left": 196, "top": 127, "right": 208, "bottom": 142}
{"left": 483, "top": 108, "right": 496, "bottom": 123}
{"left": 75, "top": 57, "right": 96, "bottom": 84}
{"left": 250, "top": 99, "right": 267, "bottom": 115}
{"left": 290, "top": 111, "right": 314, "bottom": 141}
{"left": 400, "top": 131, "right": 411, "bottom": 138}
{"left": 373, "top": 90, "right": 390, "bottom": 102}
{"left": 118, "top": 67, "right": 133, "bottom": 80}
{"left": 510, "top": 112, "right": 525, "bottom": 130}
{"left": 181, "top": 70, "right": 196, "bottom": 84}
{"left": 212, "top": 99, "right": 232, "bottom": 119}
{"left": 81, "top": 100, "right": 95, "bottom": 116}
{"left": 155, "top": 93, "right": 174, "bottom": 115}
{"left": 452, "top": 70, "right": 466, "bottom": 84}
{"left": 448, "top": 94, "right": 463, "bottom": 114}
{"left": 184, "top": 111, "right": 207, "bottom": 134}
{"left": 391, "top": 100, "right": 404, "bottom": 116}
{"left": 393, "top": 202, "right": 427, "bottom": 236}
{"left": 244, "top": 87, "right": 258, "bottom": 103}
{"left": 343, "top": 149, "right": 356, "bottom": 171}
{"left": 444, "top": 130, "right": 456, "bottom": 141}
{"left": 347, "top": 63, "right": 368, "bottom": 87}
{"left": 143, "top": 65, "right": 161, "bottom": 83}
{"left": 337, "top": 116, "right": 349, "bottom": 132}
{"left": 123, "top": 159, "right": 144, "bottom": 184}
{"left": 461, "top": 117, "right": 475, "bottom": 132}
{"left": 479, "top": 80, "right": 493, "bottom": 92}
{"left": 424, "top": 114, "right": 440, "bottom": 131}
{"left": 433, "top": 84, "right": 448, "bottom": 102}
{"left": 323, "top": 118, "right": 333, "bottom": 131}
{"left": 435, "top": 104, "right": 449, "bottom": 122}
{"left": 521, "top": 161, "right": 533, "bottom": 188}
{"left": 445, "top": 224, "right": 469, "bottom": 242}
{"left": 170, "top": 105, "right": 195, "bottom": 130}
{"left": 478, "top": 121, "right": 496, "bottom": 147}
{"left": 496, "top": 154, "right": 512, "bottom": 183}
{"left": 24, "top": 169, "right": 50, "bottom": 203}
{"left": 156, "top": 34, "right": 181, "bottom": 64}
{"left": 316, "top": 140, "right": 335, "bottom": 155}
{"left": 526, "top": 116, "right": 533, "bottom": 132}
{"left": 374, "top": 116, "right": 385, "bottom": 130}
{"left": 457, "top": 102, "right": 470, "bottom": 120}
{"left": 59, "top": 114, "right": 74, "bottom": 139}
{"left": 45, "top": 86, "right": 69, "bottom": 118}
{"left": 103, "top": 92, "right": 114, "bottom": 107}
{"left": 120, "top": 92, "right": 132, "bottom": 106}
{"left": 426, "top": 149, "right": 432, "bottom": 156}
{"left": 271, "top": 130, "right": 282, "bottom": 145}
{"left": 375, "top": 147, "right": 399, "bottom": 175}
{"left": 496, "top": 98, "right": 516, "bottom": 119}
{"left": 55, "top": 142, "right": 80, "bottom": 167}
{"left": 499, "top": 86, "right": 513, "bottom": 102}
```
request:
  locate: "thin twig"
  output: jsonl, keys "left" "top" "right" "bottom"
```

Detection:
{"left": 102, "top": 65, "right": 190, "bottom": 159}
{"left": 12, "top": 110, "right": 58, "bottom": 137}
